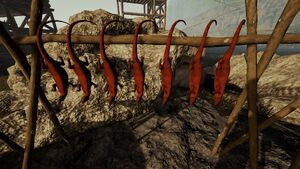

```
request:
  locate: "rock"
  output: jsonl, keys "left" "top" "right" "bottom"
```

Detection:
{"left": 44, "top": 9, "right": 137, "bottom": 58}
{"left": 131, "top": 16, "right": 159, "bottom": 34}
{"left": 228, "top": 52, "right": 300, "bottom": 126}
{"left": 2, "top": 9, "right": 188, "bottom": 155}
{"left": 2, "top": 8, "right": 297, "bottom": 169}
{"left": 1, "top": 91, "right": 299, "bottom": 168}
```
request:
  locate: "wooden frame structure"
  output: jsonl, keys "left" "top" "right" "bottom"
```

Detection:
{"left": 245, "top": 0, "right": 258, "bottom": 167}
{"left": 116, "top": 0, "right": 167, "bottom": 29}
{"left": 0, "top": 0, "right": 57, "bottom": 36}
{"left": 0, "top": 0, "right": 299, "bottom": 168}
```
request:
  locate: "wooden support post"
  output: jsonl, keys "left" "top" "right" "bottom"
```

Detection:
{"left": 245, "top": 0, "right": 258, "bottom": 168}
{"left": 147, "top": 2, "right": 150, "bottom": 14}
{"left": 120, "top": 0, "right": 124, "bottom": 17}
{"left": 0, "top": 131, "right": 24, "bottom": 153}
{"left": 6, "top": 34, "right": 300, "bottom": 46}
{"left": 211, "top": 0, "right": 300, "bottom": 157}
{"left": 123, "top": 12, "right": 163, "bottom": 17}
{"left": 116, "top": 0, "right": 120, "bottom": 16}
{"left": 20, "top": 16, "right": 29, "bottom": 30}
{"left": 216, "top": 97, "right": 300, "bottom": 157}
{"left": 22, "top": 0, "right": 42, "bottom": 168}
{"left": 4, "top": 7, "right": 19, "bottom": 35}
{"left": 49, "top": 12, "right": 57, "bottom": 32}
{"left": 152, "top": 0, "right": 156, "bottom": 18}
{"left": 163, "top": 2, "right": 167, "bottom": 29}
{"left": 44, "top": 24, "right": 54, "bottom": 31}
{"left": 0, "top": 22, "right": 72, "bottom": 153}
{"left": 41, "top": 13, "right": 51, "bottom": 23}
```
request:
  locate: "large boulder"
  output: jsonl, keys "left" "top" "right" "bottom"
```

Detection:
{"left": 1, "top": 9, "right": 299, "bottom": 167}
{"left": 228, "top": 52, "right": 300, "bottom": 126}
{"left": 1, "top": 9, "right": 188, "bottom": 154}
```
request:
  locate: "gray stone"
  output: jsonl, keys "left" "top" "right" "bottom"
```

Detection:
{"left": 1, "top": 9, "right": 188, "bottom": 155}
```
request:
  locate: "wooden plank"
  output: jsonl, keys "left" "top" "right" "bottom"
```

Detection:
{"left": 116, "top": 0, "right": 120, "bottom": 16}
{"left": 41, "top": 13, "right": 50, "bottom": 23}
{"left": 0, "top": 0, "right": 52, "bottom": 17}
{"left": 7, "top": 33, "right": 300, "bottom": 46}
{"left": 122, "top": 0, "right": 149, "bottom": 4}
{"left": 49, "top": 12, "right": 57, "bottom": 32}
{"left": 0, "top": 131, "right": 24, "bottom": 153}
{"left": 0, "top": 22, "right": 72, "bottom": 150}
{"left": 144, "top": 0, "right": 151, "bottom": 5}
{"left": 163, "top": 2, "right": 166, "bottom": 29}
{"left": 121, "top": 0, "right": 124, "bottom": 17}
{"left": 210, "top": 0, "right": 300, "bottom": 157}
{"left": 152, "top": 0, "right": 155, "bottom": 16}
{"left": 245, "top": 0, "right": 258, "bottom": 168}
{"left": 124, "top": 11, "right": 164, "bottom": 17}
{"left": 4, "top": 7, "right": 19, "bottom": 34}
{"left": 22, "top": 0, "right": 42, "bottom": 168}
{"left": 19, "top": 16, "right": 29, "bottom": 29}
{"left": 216, "top": 97, "right": 300, "bottom": 157}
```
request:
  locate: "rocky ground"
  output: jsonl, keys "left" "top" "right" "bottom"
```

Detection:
{"left": 0, "top": 8, "right": 299, "bottom": 169}
{"left": 228, "top": 52, "right": 300, "bottom": 126}
{"left": 0, "top": 9, "right": 189, "bottom": 155}
{"left": 0, "top": 88, "right": 299, "bottom": 169}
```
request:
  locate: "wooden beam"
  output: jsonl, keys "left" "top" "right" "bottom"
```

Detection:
{"left": 4, "top": 7, "right": 19, "bottom": 34}
{"left": 41, "top": 13, "right": 50, "bottom": 23}
{"left": 6, "top": 34, "right": 300, "bottom": 47}
{"left": 22, "top": 0, "right": 42, "bottom": 168}
{"left": 121, "top": 0, "right": 124, "bottom": 17}
{"left": 143, "top": 0, "right": 151, "bottom": 5}
{"left": 152, "top": 0, "right": 155, "bottom": 17}
{"left": 245, "top": 0, "right": 258, "bottom": 168}
{"left": 3, "top": 4, "right": 30, "bottom": 17}
{"left": 158, "top": 17, "right": 163, "bottom": 24}
{"left": 147, "top": 2, "right": 150, "bottom": 14}
{"left": 49, "top": 12, "right": 57, "bottom": 32}
{"left": 216, "top": 97, "right": 300, "bottom": 157}
{"left": 0, "top": 22, "right": 72, "bottom": 154}
{"left": 163, "top": 2, "right": 166, "bottom": 29}
{"left": 124, "top": 11, "right": 164, "bottom": 17}
{"left": 156, "top": 4, "right": 162, "bottom": 14}
{"left": 19, "top": 16, "right": 29, "bottom": 29}
{"left": 160, "top": 4, "right": 165, "bottom": 13}
{"left": 44, "top": 24, "right": 55, "bottom": 31}
{"left": 0, "top": 131, "right": 24, "bottom": 153}
{"left": 210, "top": 0, "right": 300, "bottom": 157}
{"left": 117, "top": 0, "right": 120, "bottom": 16}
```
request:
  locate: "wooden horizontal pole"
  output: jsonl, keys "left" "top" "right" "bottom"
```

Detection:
{"left": 8, "top": 34, "right": 300, "bottom": 47}
{"left": 0, "top": 22, "right": 72, "bottom": 147}
{"left": 216, "top": 97, "right": 300, "bottom": 157}
{"left": 210, "top": 0, "right": 300, "bottom": 157}
{"left": 0, "top": 131, "right": 24, "bottom": 153}
{"left": 124, "top": 11, "right": 164, "bottom": 17}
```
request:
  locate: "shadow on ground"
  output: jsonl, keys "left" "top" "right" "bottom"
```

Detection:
{"left": 215, "top": 111, "right": 300, "bottom": 169}
{"left": 0, "top": 122, "right": 146, "bottom": 169}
